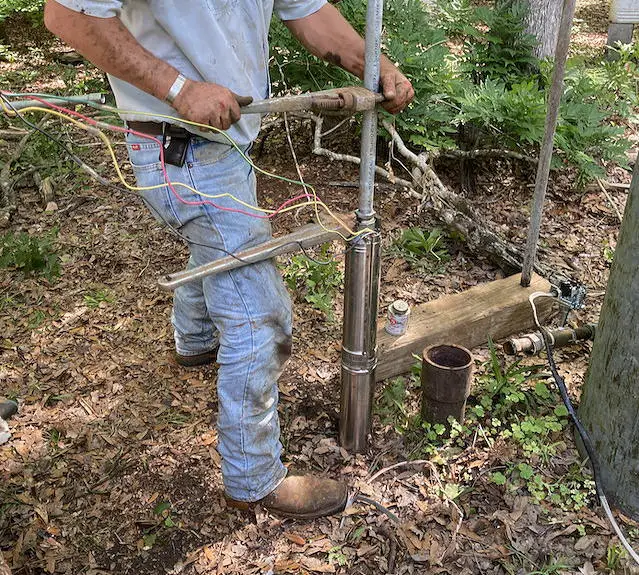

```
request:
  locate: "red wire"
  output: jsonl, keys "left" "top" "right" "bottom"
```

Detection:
{"left": 16, "top": 95, "right": 314, "bottom": 219}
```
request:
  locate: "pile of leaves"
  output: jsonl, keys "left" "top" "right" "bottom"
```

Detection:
{"left": 270, "top": 0, "right": 638, "bottom": 185}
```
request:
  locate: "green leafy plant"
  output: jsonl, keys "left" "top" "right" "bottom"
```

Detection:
{"left": 282, "top": 244, "right": 343, "bottom": 319}
{"left": 0, "top": 229, "right": 60, "bottom": 281}
{"left": 269, "top": 0, "right": 635, "bottom": 185}
{"left": 375, "top": 378, "right": 412, "bottom": 432}
{"left": 390, "top": 227, "right": 450, "bottom": 273}
{"left": 83, "top": 288, "right": 115, "bottom": 309}
{"left": 0, "top": 0, "right": 44, "bottom": 24}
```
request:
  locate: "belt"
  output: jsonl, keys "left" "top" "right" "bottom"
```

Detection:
{"left": 127, "top": 121, "right": 193, "bottom": 138}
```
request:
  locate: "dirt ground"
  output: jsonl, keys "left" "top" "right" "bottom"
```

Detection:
{"left": 1, "top": 3, "right": 639, "bottom": 574}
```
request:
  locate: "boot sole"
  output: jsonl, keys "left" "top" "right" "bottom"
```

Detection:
{"left": 226, "top": 495, "right": 347, "bottom": 520}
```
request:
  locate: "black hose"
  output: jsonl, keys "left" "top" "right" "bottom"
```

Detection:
{"left": 542, "top": 328, "right": 639, "bottom": 565}
{"left": 541, "top": 327, "right": 603, "bottom": 497}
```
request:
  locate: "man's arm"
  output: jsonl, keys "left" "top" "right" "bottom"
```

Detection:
{"left": 43, "top": 0, "right": 244, "bottom": 130}
{"left": 284, "top": 4, "right": 414, "bottom": 114}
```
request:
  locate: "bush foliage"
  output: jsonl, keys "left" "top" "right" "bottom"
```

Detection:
{"left": 270, "top": 0, "right": 638, "bottom": 185}
{"left": 1, "top": 0, "right": 635, "bottom": 184}
{"left": 0, "top": 0, "right": 43, "bottom": 23}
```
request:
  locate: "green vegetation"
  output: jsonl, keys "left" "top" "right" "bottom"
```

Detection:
{"left": 389, "top": 227, "right": 450, "bottom": 273}
{"left": 83, "top": 287, "right": 115, "bottom": 309}
{"left": 270, "top": 0, "right": 637, "bottom": 186}
{"left": 0, "top": 0, "right": 44, "bottom": 23}
{"left": 377, "top": 341, "right": 595, "bottom": 511}
{"left": 282, "top": 244, "right": 343, "bottom": 319}
{"left": 0, "top": 229, "right": 60, "bottom": 280}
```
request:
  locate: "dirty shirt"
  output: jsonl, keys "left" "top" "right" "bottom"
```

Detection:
{"left": 53, "top": 0, "right": 326, "bottom": 145}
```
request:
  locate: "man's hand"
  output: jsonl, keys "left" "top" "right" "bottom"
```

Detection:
{"left": 380, "top": 59, "right": 414, "bottom": 114}
{"left": 284, "top": 5, "right": 414, "bottom": 115}
{"left": 172, "top": 80, "right": 253, "bottom": 131}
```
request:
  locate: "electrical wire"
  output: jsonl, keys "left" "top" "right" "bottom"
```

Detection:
{"left": 0, "top": 93, "right": 365, "bottom": 269}
{"left": 529, "top": 293, "right": 639, "bottom": 566}
{"left": 1, "top": 91, "right": 372, "bottom": 241}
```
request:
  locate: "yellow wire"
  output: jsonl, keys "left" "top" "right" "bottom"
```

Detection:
{"left": 8, "top": 102, "right": 370, "bottom": 241}
{"left": 94, "top": 104, "right": 371, "bottom": 240}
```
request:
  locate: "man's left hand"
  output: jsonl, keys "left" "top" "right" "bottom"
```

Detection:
{"left": 380, "top": 59, "right": 414, "bottom": 114}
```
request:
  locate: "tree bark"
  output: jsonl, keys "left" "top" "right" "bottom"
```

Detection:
{"left": 579, "top": 159, "right": 639, "bottom": 520}
{"left": 525, "top": 0, "right": 563, "bottom": 58}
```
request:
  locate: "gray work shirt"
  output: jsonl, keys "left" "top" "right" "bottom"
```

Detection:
{"left": 54, "top": 0, "right": 326, "bottom": 145}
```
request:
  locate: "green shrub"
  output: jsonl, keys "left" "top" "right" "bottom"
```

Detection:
{"left": 0, "top": 0, "right": 44, "bottom": 23}
{"left": 282, "top": 244, "right": 343, "bottom": 319}
{"left": 389, "top": 227, "right": 450, "bottom": 273}
{"left": 269, "top": 0, "right": 636, "bottom": 185}
{"left": 0, "top": 229, "right": 60, "bottom": 281}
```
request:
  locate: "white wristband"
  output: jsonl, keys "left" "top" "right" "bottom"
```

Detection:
{"left": 165, "top": 73, "right": 187, "bottom": 105}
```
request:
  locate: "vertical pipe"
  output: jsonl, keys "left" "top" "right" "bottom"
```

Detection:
{"left": 340, "top": 226, "right": 381, "bottom": 451}
{"left": 358, "top": 0, "right": 384, "bottom": 219}
{"left": 339, "top": 0, "right": 384, "bottom": 451}
{"left": 520, "top": 0, "right": 576, "bottom": 286}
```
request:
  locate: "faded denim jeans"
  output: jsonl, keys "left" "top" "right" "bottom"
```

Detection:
{"left": 126, "top": 133, "right": 291, "bottom": 501}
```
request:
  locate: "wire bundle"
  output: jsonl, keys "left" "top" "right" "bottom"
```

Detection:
{"left": 0, "top": 91, "right": 372, "bottom": 247}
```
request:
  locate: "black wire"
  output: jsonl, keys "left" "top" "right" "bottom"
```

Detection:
{"left": 1, "top": 94, "right": 356, "bottom": 269}
{"left": 542, "top": 328, "right": 603, "bottom": 496}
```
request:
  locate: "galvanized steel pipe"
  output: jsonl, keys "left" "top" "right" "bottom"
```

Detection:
{"left": 339, "top": 0, "right": 384, "bottom": 452}
{"left": 520, "top": 0, "right": 577, "bottom": 286}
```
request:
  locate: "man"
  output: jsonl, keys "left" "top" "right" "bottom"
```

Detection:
{"left": 44, "top": 0, "right": 413, "bottom": 519}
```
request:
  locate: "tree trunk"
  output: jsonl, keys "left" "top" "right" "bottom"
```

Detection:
{"left": 579, "top": 160, "right": 639, "bottom": 520}
{"left": 525, "top": 0, "right": 563, "bottom": 58}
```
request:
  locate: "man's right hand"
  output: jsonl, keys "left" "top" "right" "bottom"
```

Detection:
{"left": 172, "top": 80, "right": 253, "bottom": 131}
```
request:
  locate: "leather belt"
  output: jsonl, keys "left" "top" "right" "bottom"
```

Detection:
{"left": 126, "top": 121, "right": 193, "bottom": 138}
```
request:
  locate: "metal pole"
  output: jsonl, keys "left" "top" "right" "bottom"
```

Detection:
{"left": 339, "top": 0, "right": 384, "bottom": 452}
{"left": 9, "top": 93, "right": 106, "bottom": 111}
{"left": 520, "top": 0, "right": 576, "bottom": 287}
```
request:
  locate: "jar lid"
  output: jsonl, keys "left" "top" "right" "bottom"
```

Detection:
{"left": 392, "top": 300, "right": 409, "bottom": 314}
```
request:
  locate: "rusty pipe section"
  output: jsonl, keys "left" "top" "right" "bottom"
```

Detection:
{"left": 241, "top": 87, "right": 384, "bottom": 115}
{"left": 158, "top": 221, "right": 347, "bottom": 291}
{"left": 421, "top": 344, "right": 474, "bottom": 425}
{"left": 503, "top": 324, "right": 596, "bottom": 356}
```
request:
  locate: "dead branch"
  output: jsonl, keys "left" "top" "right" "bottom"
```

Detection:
{"left": 381, "top": 119, "right": 550, "bottom": 276}
{"left": 311, "top": 114, "right": 414, "bottom": 190}
{"left": 596, "top": 178, "right": 623, "bottom": 223}
{"left": 0, "top": 128, "right": 30, "bottom": 140}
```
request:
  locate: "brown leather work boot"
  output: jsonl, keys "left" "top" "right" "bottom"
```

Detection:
{"left": 173, "top": 347, "right": 218, "bottom": 368}
{"left": 226, "top": 475, "right": 348, "bottom": 520}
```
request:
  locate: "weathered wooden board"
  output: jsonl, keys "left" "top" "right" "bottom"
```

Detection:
{"left": 375, "top": 273, "right": 554, "bottom": 382}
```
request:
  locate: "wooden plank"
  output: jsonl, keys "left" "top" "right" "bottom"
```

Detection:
{"left": 375, "top": 273, "right": 554, "bottom": 382}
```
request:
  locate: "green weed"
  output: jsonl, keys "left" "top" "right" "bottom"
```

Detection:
{"left": 390, "top": 227, "right": 450, "bottom": 273}
{"left": 0, "top": 229, "right": 60, "bottom": 281}
{"left": 83, "top": 288, "right": 115, "bottom": 309}
{"left": 379, "top": 342, "right": 595, "bottom": 511}
{"left": 282, "top": 244, "right": 343, "bottom": 319}
{"left": 606, "top": 543, "right": 627, "bottom": 571}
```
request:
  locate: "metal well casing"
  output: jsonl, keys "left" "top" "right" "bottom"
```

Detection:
{"left": 340, "top": 224, "right": 381, "bottom": 452}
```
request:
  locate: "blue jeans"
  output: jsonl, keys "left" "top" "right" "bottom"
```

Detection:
{"left": 126, "top": 133, "right": 291, "bottom": 501}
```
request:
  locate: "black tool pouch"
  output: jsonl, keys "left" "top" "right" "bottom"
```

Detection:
{"left": 161, "top": 124, "right": 192, "bottom": 167}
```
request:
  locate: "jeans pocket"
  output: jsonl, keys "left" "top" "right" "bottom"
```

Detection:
{"left": 126, "top": 136, "right": 162, "bottom": 173}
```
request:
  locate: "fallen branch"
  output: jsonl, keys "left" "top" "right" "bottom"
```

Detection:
{"left": 310, "top": 114, "right": 551, "bottom": 276}
{"left": 312, "top": 114, "right": 413, "bottom": 190}
{"left": 382, "top": 119, "right": 550, "bottom": 276}
{"left": 596, "top": 178, "right": 623, "bottom": 223}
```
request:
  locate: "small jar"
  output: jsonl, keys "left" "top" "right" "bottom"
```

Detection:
{"left": 385, "top": 299, "right": 410, "bottom": 336}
